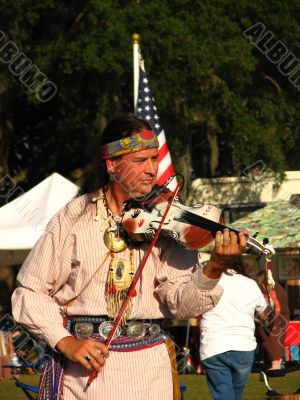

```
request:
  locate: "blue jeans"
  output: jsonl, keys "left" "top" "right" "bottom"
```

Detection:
{"left": 202, "top": 350, "right": 255, "bottom": 400}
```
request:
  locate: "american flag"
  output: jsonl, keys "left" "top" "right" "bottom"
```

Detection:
{"left": 136, "top": 55, "right": 177, "bottom": 190}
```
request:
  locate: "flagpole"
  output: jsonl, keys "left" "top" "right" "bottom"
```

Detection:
{"left": 131, "top": 33, "right": 140, "bottom": 113}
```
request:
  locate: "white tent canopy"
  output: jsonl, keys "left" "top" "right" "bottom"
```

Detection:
{"left": 0, "top": 173, "right": 78, "bottom": 265}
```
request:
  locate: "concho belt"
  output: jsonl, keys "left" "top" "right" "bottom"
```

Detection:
{"left": 64, "top": 316, "right": 166, "bottom": 351}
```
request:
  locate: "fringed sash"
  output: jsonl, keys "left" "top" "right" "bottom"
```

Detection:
{"left": 37, "top": 346, "right": 66, "bottom": 400}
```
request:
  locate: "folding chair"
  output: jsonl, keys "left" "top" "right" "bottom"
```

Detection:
{"left": 180, "top": 382, "right": 187, "bottom": 400}
{"left": 260, "top": 371, "right": 300, "bottom": 399}
{"left": 14, "top": 376, "right": 38, "bottom": 400}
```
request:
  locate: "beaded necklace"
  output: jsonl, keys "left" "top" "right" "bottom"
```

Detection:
{"left": 93, "top": 188, "right": 136, "bottom": 325}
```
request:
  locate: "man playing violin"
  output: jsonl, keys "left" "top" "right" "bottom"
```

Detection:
{"left": 12, "top": 115, "right": 247, "bottom": 400}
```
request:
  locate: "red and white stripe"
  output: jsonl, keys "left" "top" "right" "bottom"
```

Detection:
{"left": 157, "top": 130, "right": 176, "bottom": 190}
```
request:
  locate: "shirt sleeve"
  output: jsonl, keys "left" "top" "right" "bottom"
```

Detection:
{"left": 11, "top": 212, "right": 74, "bottom": 349}
{"left": 153, "top": 240, "right": 224, "bottom": 319}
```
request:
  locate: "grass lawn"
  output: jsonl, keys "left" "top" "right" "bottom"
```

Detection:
{"left": 0, "top": 375, "right": 39, "bottom": 400}
{"left": 180, "top": 371, "right": 300, "bottom": 400}
{"left": 0, "top": 371, "right": 299, "bottom": 399}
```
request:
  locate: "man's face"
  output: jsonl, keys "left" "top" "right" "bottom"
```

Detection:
{"left": 108, "top": 148, "right": 159, "bottom": 198}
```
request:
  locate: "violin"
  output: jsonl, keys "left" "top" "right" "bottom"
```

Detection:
{"left": 121, "top": 184, "right": 275, "bottom": 258}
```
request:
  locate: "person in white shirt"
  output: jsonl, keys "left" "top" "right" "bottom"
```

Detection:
{"left": 199, "top": 257, "right": 267, "bottom": 400}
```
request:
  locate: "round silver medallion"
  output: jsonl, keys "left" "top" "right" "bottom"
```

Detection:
{"left": 98, "top": 321, "right": 121, "bottom": 340}
{"left": 126, "top": 322, "right": 146, "bottom": 339}
{"left": 148, "top": 323, "right": 161, "bottom": 336}
{"left": 74, "top": 322, "right": 93, "bottom": 339}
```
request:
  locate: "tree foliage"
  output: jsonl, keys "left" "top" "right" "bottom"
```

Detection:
{"left": 1, "top": 0, "right": 300, "bottom": 198}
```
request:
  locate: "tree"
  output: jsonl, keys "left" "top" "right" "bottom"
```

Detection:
{"left": 0, "top": 0, "right": 300, "bottom": 204}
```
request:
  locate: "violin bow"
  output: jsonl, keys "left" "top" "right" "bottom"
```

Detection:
{"left": 86, "top": 179, "right": 184, "bottom": 387}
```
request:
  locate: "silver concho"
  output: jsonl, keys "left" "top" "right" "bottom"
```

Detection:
{"left": 74, "top": 322, "right": 93, "bottom": 339}
{"left": 148, "top": 323, "right": 161, "bottom": 336}
{"left": 126, "top": 322, "right": 146, "bottom": 339}
{"left": 98, "top": 321, "right": 121, "bottom": 340}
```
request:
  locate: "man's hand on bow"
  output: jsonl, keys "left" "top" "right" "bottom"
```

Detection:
{"left": 56, "top": 336, "right": 109, "bottom": 372}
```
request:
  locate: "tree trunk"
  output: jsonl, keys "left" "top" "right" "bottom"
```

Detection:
{"left": 179, "top": 143, "right": 193, "bottom": 202}
{"left": 207, "top": 127, "right": 219, "bottom": 176}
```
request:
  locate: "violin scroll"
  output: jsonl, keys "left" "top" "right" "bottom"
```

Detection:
{"left": 245, "top": 236, "right": 275, "bottom": 259}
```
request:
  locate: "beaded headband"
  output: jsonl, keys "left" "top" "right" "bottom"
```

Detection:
{"left": 101, "top": 129, "right": 159, "bottom": 159}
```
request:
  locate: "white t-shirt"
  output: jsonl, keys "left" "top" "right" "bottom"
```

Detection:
{"left": 199, "top": 270, "right": 267, "bottom": 360}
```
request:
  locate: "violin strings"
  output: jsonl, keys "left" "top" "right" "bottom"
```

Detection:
{"left": 175, "top": 210, "right": 239, "bottom": 235}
